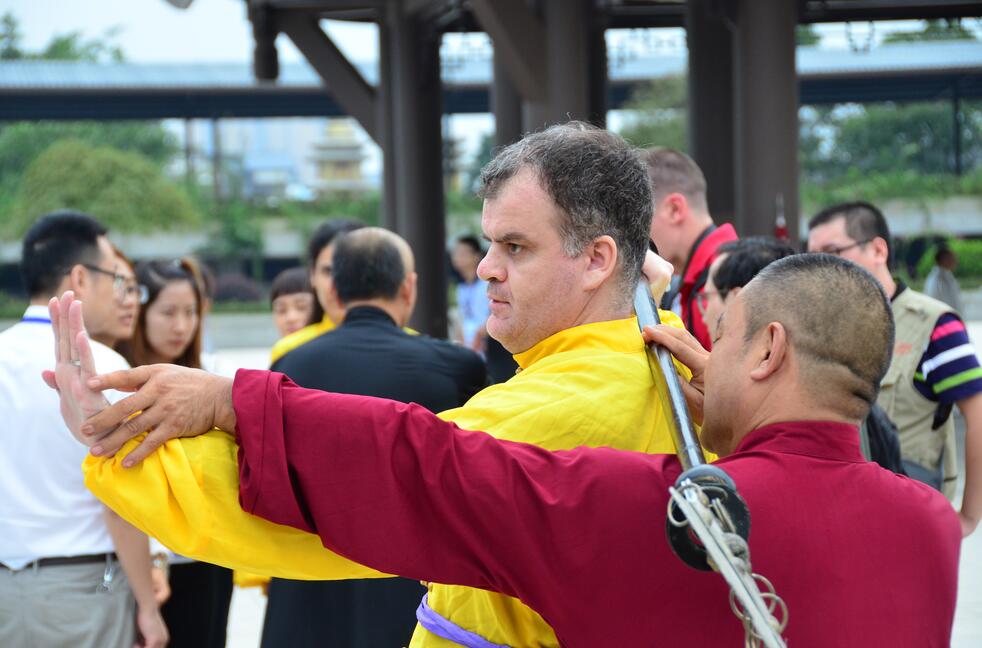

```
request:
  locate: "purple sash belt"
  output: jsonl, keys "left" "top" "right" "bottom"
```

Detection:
{"left": 415, "top": 594, "right": 512, "bottom": 648}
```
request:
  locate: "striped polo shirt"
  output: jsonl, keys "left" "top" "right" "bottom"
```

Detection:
{"left": 914, "top": 312, "right": 982, "bottom": 403}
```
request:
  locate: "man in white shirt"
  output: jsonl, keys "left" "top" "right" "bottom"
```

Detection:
{"left": 0, "top": 211, "right": 167, "bottom": 647}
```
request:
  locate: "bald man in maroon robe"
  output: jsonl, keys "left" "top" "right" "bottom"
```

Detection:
{"left": 60, "top": 255, "right": 961, "bottom": 646}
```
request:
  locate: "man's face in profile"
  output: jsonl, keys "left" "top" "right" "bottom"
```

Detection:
{"left": 701, "top": 289, "right": 754, "bottom": 456}
{"left": 478, "top": 168, "right": 596, "bottom": 354}
{"left": 807, "top": 217, "right": 878, "bottom": 276}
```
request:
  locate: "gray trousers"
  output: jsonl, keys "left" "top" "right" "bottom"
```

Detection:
{"left": 0, "top": 559, "right": 135, "bottom": 648}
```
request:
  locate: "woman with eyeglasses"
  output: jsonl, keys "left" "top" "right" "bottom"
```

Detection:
{"left": 115, "top": 258, "right": 233, "bottom": 648}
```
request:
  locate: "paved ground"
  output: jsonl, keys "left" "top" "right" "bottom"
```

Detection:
{"left": 217, "top": 325, "right": 982, "bottom": 647}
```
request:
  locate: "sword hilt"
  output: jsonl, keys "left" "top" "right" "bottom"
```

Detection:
{"left": 666, "top": 464, "right": 752, "bottom": 571}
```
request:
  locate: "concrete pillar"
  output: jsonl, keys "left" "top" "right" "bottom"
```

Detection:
{"left": 382, "top": 0, "right": 448, "bottom": 337}
{"left": 733, "top": 0, "right": 799, "bottom": 239}
{"left": 492, "top": 47, "right": 523, "bottom": 146}
{"left": 686, "top": 0, "right": 736, "bottom": 223}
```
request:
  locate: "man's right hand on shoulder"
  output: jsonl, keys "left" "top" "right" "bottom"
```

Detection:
{"left": 44, "top": 291, "right": 236, "bottom": 467}
{"left": 642, "top": 324, "right": 707, "bottom": 424}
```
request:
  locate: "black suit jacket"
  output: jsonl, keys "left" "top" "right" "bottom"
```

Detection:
{"left": 262, "top": 305, "right": 487, "bottom": 648}
{"left": 271, "top": 305, "right": 487, "bottom": 414}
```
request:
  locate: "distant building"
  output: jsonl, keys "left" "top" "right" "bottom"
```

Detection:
{"left": 310, "top": 119, "right": 370, "bottom": 199}
{"left": 242, "top": 152, "right": 297, "bottom": 205}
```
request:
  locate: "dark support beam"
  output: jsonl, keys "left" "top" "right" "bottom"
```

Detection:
{"left": 586, "top": 5, "right": 609, "bottom": 128}
{"left": 279, "top": 12, "right": 379, "bottom": 141}
{"left": 542, "top": 0, "right": 597, "bottom": 126}
{"left": 686, "top": 0, "right": 736, "bottom": 223}
{"left": 470, "top": 0, "right": 546, "bottom": 102}
{"left": 733, "top": 0, "right": 800, "bottom": 240}
{"left": 378, "top": 16, "right": 398, "bottom": 230}
{"left": 492, "top": 47, "right": 523, "bottom": 146}
{"left": 383, "top": 0, "right": 448, "bottom": 337}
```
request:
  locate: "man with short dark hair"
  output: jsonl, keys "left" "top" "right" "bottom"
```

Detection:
{"left": 53, "top": 255, "right": 961, "bottom": 645}
{"left": 261, "top": 227, "right": 486, "bottom": 647}
{"left": 0, "top": 211, "right": 167, "bottom": 647}
{"left": 644, "top": 147, "right": 738, "bottom": 349}
{"left": 808, "top": 201, "right": 982, "bottom": 534}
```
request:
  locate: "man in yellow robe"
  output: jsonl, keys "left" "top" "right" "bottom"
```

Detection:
{"left": 53, "top": 122, "right": 696, "bottom": 648}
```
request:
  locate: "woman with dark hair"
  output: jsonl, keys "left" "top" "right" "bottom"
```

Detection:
{"left": 116, "top": 258, "right": 233, "bottom": 648}
{"left": 116, "top": 259, "right": 203, "bottom": 369}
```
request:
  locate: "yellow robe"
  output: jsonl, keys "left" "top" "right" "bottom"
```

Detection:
{"left": 268, "top": 316, "right": 335, "bottom": 365}
{"left": 414, "top": 314, "right": 690, "bottom": 647}
{"left": 84, "top": 312, "right": 697, "bottom": 646}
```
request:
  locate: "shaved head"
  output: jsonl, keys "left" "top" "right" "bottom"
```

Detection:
{"left": 741, "top": 254, "right": 894, "bottom": 420}
{"left": 332, "top": 227, "right": 415, "bottom": 304}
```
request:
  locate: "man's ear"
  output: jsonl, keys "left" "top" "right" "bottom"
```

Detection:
{"left": 402, "top": 271, "right": 418, "bottom": 307}
{"left": 68, "top": 265, "right": 87, "bottom": 297}
{"left": 582, "top": 235, "right": 618, "bottom": 292}
{"left": 664, "top": 193, "right": 689, "bottom": 225}
{"left": 749, "top": 322, "right": 788, "bottom": 382}
{"left": 870, "top": 236, "right": 890, "bottom": 266}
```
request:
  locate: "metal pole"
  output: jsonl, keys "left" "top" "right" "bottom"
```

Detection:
{"left": 633, "top": 283, "right": 705, "bottom": 470}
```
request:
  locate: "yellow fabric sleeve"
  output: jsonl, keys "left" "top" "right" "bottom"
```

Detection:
{"left": 233, "top": 570, "right": 270, "bottom": 589}
{"left": 82, "top": 430, "right": 387, "bottom": 581}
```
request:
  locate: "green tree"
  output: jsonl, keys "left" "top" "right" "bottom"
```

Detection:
{"left": 0, "top": 121, "right": 176, "bottom": 181}
{"left": 796, "top": 25, "right": 821, "bottom": 46}
{"left": 0, "top": 12, "right": 124, "bottom": 62}
{"left": 801, "top": 101, "right": 982, "bottom": 183}
{"left": 465, "top": 132, "right": 495, "bottom": 192}
{"left": 884, "top": 19, "right": 977, "bottom": 44}
{"left": 617, "top": 75, "right": 687, "bottom": 151}
{"left": 7, "top": 139, "right": 200, "bottom": 236}
{"left": 0, "top": 14, "right": 179, "bottom": 232}
{"left": 0, "top": 12, "right": 23, "bottom": 59}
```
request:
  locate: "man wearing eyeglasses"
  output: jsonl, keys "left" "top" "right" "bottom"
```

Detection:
{"left": 0, "top": 211, "right": 167, "bottom": 647}
{"left": 807, "top": 201, "right": 982, "bottom": 538}
{"left": 86, "top": 246, "right": 145, "bottom": 349}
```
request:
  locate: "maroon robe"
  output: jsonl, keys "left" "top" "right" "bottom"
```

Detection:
{"left": 234, "top": 369, "right": 960, "bottom": 647}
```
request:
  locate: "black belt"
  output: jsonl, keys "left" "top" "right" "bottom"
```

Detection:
{"left": 3, "top": 552, "right": 117, "bottom": 570}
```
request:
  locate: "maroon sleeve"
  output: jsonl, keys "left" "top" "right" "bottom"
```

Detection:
{"left": 231, "top": 368, "right": 674, "bottom": 610}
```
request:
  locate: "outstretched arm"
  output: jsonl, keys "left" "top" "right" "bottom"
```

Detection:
{"left": 233, "top": 370, "right": 674, "bottom": 612}
{"left": 82, "top": 428, "right": 387, "bottom": 581}
{"left": 48, "top": 292, "right": 383, "bottom": 580}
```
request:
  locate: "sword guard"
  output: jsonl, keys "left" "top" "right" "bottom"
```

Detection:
{"left": 666, "top": 465, "right": 751, "bottom": 571}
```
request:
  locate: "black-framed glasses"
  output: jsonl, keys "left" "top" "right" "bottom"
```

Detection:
{"left": 818, "top": 239, "right": 873, "bottom": 257}
{"left": 80, "top": 264, "right": 148, "bottom": 304}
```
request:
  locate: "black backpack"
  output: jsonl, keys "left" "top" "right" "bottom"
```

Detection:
{"left": 861, "top": 403, "right": 907, "bottom": 476}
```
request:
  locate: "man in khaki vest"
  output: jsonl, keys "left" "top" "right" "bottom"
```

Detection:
{"left": 808, "top": 201, "right": 982, "bottom": 537}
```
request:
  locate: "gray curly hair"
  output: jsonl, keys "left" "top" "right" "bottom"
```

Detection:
{"left": 478, "top": 122, "right": 652, "bottom": 298}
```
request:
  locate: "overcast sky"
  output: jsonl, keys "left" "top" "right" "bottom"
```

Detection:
{"left": 5, "top": 0, "right": 378, "bottom": 63}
